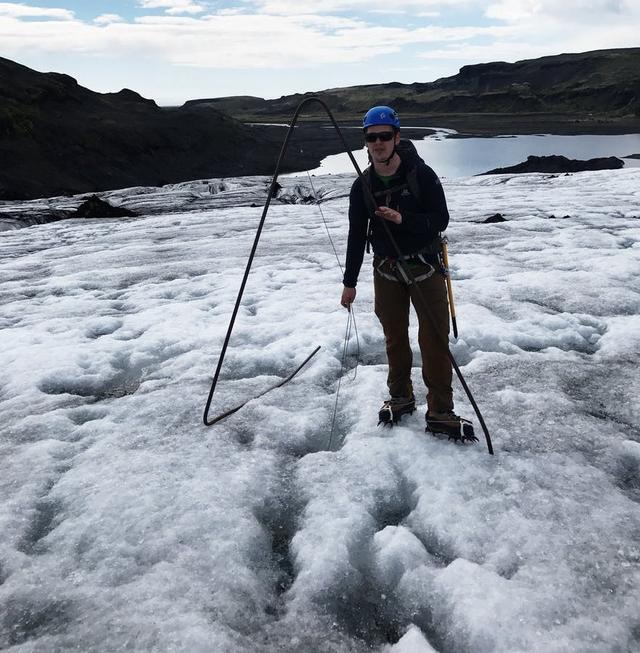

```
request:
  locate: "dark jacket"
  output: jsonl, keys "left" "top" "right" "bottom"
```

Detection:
{"left": 343, "top": 141, "right": 449, "bottom": 288}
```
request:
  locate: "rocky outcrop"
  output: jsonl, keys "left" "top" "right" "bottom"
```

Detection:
{"left": 73, "top": 196, "right": 137, "bottom": 219}
{"left": 0, "top": 195, "right": 138, "bottom": 230}
{"left": 482, "top": 213, "right": 507, "bottom": 223}
{"left": 481, "top": 155, "right": 625, "bottom": 175}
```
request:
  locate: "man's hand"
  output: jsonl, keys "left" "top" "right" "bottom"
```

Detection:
{"left": 375, "top": 206, "right": 402, "bottom": 224}
{"left": 341, "top": 286, "right": 356, "bottom": 310}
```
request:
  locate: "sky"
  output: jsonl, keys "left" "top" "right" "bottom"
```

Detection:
{"left": 1, "top": 1, "right": 639, "bottom": 105}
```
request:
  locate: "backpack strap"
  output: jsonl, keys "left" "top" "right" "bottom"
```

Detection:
{"left": 361, "top": 167, "right": 374, "bottom": 253}
{"left": 371, "top": 181, "right": 410, "bottom": 199}
{"left": 395, "top": 139, "right": 427, "bottom": 206}
{"left": 405, "top": 166, "right": 421, "bottom": 205}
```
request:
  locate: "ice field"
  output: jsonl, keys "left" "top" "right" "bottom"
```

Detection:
{"left": 1, "top": 168, "right": 639, "bottom": 652}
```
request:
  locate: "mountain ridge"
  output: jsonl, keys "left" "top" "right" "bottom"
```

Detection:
{"left": 199, "top": 48, "right": 640, "bottom": 125}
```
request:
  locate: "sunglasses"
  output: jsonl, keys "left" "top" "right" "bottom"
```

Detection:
{"left": 365, "top": 131, "right": 395, "bottom": 143}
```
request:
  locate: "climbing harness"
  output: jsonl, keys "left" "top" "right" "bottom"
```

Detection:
{"left": 374, "top": 252, "right": 435, "bottom": 285}
{"left": 202, "top": 97, "right": 493, "bottom": 455}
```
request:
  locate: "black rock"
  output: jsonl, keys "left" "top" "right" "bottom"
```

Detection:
{"left": 481, "top": 155, "right": 624, "bottom": 175}
{"left": 73, "top": 196, "right": 137, "bottom": 219}
{"left": 483, "top": 213, "right": 506, "bottom": 223}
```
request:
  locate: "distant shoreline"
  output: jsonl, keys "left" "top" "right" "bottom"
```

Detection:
{"left": 406, "top": 113, "right": 640, "bottom": 137}
{"left": 253, "top": 113, "right": 640, "bottom": 139}
{"left": 256, "top": 115, "right": 640, "bottom": 175}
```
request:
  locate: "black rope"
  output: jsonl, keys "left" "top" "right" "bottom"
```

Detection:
{"left": 203, "top": 346, "right": 321, "bottom": 426}
{"left": 202, "top": 97, "right": 494, "bottom": 455}
{"left": 203, "top": 97, "right": 362, "bottom": 427}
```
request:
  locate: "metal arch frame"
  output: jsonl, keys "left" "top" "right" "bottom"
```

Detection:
{"left": 202, "top": 97, "right": 494, "bottom": 455}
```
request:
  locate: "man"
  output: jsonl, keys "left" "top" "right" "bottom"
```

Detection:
{"left": 340, "top": 105, "right": 475, "bottom": 441}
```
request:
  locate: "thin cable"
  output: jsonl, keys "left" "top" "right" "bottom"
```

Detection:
{"left": 306, "top": 170, "right": 361, "bottom": 442}
{"left": 329, "top": 308, "right": 354, "bottom": 450}
{"left": 305, "top": 171, "right": 361, "bottom": 373}
{"left": 306, "top": 172, "right": 345, "bottom": 272}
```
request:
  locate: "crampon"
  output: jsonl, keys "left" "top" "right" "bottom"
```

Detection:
{"left": 425, "top": 411, "right": 478, "bottom": 443}
{"left": 378, "top": 396, "right": 416, "bottom": 426}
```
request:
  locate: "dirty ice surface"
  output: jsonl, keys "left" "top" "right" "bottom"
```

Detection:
{"left": 1, "top": 169, "right": 640, "bottom": 652}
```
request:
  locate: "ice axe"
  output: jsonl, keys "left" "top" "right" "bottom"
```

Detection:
{"left": 440, "top": 237, "right": 458, "bottom": 339}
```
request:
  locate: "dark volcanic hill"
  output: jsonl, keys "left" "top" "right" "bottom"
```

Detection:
{"left": 201, "top": 48, "right": 640, "bottom": 128}
{"left": 0, "top": 58, "right": 314, "bottom": 200}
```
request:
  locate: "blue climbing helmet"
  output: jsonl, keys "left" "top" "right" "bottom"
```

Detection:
{"left": 362, "top": 105, "right": 400, "bottom": 130}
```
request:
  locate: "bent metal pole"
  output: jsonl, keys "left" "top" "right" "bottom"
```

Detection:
{"left": 202, "top": 97, "right": 360, "bottom": 428}
{"left": 202, "top": 97, "right": 494, "bottom": 455}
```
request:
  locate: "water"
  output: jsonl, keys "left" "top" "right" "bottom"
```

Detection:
{"left": 298, "top": 131, "right": 640, "bottom": 178}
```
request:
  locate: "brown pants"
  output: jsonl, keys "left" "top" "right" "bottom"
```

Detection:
{"left": 373, "top": 258, "right": 453, "bottom": 413}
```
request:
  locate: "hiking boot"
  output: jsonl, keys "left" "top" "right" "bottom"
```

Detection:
{"left": 426, "top": 410, "right": 478, "bottom": 443}
{"left": 378, "top": 395, "right": 416, "bottom": 426}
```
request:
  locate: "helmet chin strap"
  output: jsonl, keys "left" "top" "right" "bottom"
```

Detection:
{"left": 382, "top": 146, "right": 397, "bottom": 166}
{"left": 367, "top": 146, "right": 399, "bottom": 168}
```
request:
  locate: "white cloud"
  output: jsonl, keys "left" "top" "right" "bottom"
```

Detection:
{"left": 418, "top": 42, "right": 553, "bottom": 63}
{"left": 0, "top": 12, "right": 390, "bottom": 67}
{"left": 0, "top": 1, "right": 73, "bottom": 19}
{"left": 216, "top": 8, "right": 246, "bottom": 15}
{"left": 417, "top": 3, "right": 640, "bottom": 69}
{"left": 94, "top": 14, "right": 125, "bottom": 25}
{"left": 138, "top": 0, "right": 206, "bottom": 15}
{"left": 252, "top": 0, "right": 466, "bottom": 14}
{"left": 0, "top": 0, "right": 637, "bottom": 85}
{"left": 1, "top": 6, "right": 632, "bottom": 73}
{"left": 485, "top": 0, "right": 636, "bottom": 24}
